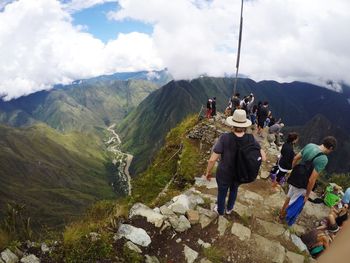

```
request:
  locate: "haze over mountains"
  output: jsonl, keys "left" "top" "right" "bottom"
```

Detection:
{"left": 0, "top": 70, "right": 349, "bottom": 229}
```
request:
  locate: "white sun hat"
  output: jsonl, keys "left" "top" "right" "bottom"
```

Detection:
{"left": 225, "top": 109, "right": 252, "bottom": 128}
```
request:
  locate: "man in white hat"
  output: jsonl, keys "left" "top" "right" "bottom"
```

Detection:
{"left": 205, "top": 109, "right": 266, "bottom": 215}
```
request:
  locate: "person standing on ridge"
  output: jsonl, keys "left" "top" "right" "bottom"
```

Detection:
{"left": 206, "top": 98, "right": 212, "bottom": 119}
{"left": 270, "top": 132, "right": 299, "bottom": 188}
{"left": 280, "top": 136, "right": 337, "bottom": 222}
{"left": 204, "top": 109, "right": 266, "bottom": 215}
{"left": 231, "top": 93, "right": 241, "bottom": 114}
{"left": 211, "top": 97, "right": 217, "bottom": 117}
{"left": 257, "top": 101, "right": 269, "bottom": 137}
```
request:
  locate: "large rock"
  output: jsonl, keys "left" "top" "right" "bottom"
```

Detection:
{"left": 217, "top": 216, "right": 229, "bottom": 236}
{"left": 184, "top": 245, "right": 198, "bottom": 263}
{"left": 252, "top": 234, "right": 286, "bottom": 263}
{"left": 168, "top": 195, "right": 191, "bottom": 214}
{"left": 116, "top": 224, "right": 151, "bottom": 247}
{"left": 199, "top": 215, "right": 214, "bottom": 229}
{"left": 286, "top": 251, "right": 305, "bottom": 263}
{"left": 160, "top": 205, "right": 175, "bottom": 217}
{"left": 290, "top": 234, "right": 308, "bottom": 252}
{"left": 169, "top": 215, "right": 191, "bottom": 232}
{"left": 195, "top": 177, "right": 217, "bottom": 189}
{"left": 129, "top": 203, "right": 165, "bottom": 227}
{"left": 256, "top": 219, "right": 286, "bottom": 237}
{"left": 197, "top": 206, "right": 217, "bottom": 219}
{"left": 1, "top": 249, "right": 18, "bottom": 263}
{"left": 264, "top": 191, "right": 286, "bottom": 210}
{"left": 238, "top": 189, "right": 264, "bottom": 205}
{"left": 20, "top": 255, "right": 40, "bottom": 263}
{"left": 186, "top": 210, "right": 200, "bottom": 224}
{"left": 231, "top": 223, "right": 251, "bottom": 241}
{"left": 302, "top": 202, "right": 330, "bottom": 220}
{"left": 234, "top": 202, "right": 253, "bottom": 217}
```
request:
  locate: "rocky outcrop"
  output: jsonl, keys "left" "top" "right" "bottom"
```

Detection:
{"left": 116, "top": 224, "right": 151, "bottom": 247}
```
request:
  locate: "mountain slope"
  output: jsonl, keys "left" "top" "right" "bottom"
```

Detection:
{"left": 0, "top": 124, "right": 115, "bottom": 229}
{"left": 118, "top": 77, "right": 350, "bottom": 175}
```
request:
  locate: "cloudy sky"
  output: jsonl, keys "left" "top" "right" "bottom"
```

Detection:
{"left": 0, "top": 0, "right": 349, "bottom": 100}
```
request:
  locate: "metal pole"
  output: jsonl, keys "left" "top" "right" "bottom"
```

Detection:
{"left": 233, "top": 0, "right": 244, "bottom": 97}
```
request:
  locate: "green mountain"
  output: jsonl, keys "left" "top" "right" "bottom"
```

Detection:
{"left": 0, "top": 123, "right": 115, "bottom": 229}
{"left": 118, "top": 77, "right": 350, "bottom": 175}
{"left": 0, "top": 75, "right": 169, "bottom": 133}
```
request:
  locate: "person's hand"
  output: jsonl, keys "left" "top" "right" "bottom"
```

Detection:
{"left": 304, "top": 195, "right": 309, "bottom": 203}
{"left": 205, "top": 173, "right": 212, "bottom": 181}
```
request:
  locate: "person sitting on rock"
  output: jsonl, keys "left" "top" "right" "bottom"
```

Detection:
{"left": 325, "top": 202, "right": 349, "bottom": 232}
{"left": 270, "top": 132, "right": 299, "bottom": 188}
{"left": 279, "top": 136, "right": 337, "bottom": 221}
{"left": 301, "top": 229, "right": 333, "bottom": 258}
{"left": 204, "top": 109, "right": 266, "bottom": 215}
{"left": 268, "top": 123, "right": 285, "bottom": 146}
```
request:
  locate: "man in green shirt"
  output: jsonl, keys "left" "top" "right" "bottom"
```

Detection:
{"left": 280, "top": 136, "right": 337, "bottom": 220}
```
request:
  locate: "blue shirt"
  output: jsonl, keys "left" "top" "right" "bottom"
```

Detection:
{"left": 342, "top": 188, "right": 350, "bottom": 204}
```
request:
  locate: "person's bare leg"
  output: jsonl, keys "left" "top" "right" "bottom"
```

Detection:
{"left": 280, "top": 197, "right": 291, "bottom": 219}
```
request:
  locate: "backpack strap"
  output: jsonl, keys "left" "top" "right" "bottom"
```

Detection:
{"left": 309, "top": 152, "right": 325, "bottom": 163}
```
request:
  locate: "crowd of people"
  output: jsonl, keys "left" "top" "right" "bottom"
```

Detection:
{"left": 204, "top": 93, "right": 348, "bottom": 259}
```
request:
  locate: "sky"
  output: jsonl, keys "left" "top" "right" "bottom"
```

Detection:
{"left": 0, "top": 0, "right": 350, "bottom": 100}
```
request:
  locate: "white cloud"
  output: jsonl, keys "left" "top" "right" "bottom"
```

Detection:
{"left": 61, "top": 0, "right": 117, "bottom": 13}
{"left": 1, "top": 0, "right": 350, "bottom": 100}
{"left": 110, "top": 0, "right": 350, "bottom": 88}
{"left": 0, "top": 0, "right": 162, "bottom": 100}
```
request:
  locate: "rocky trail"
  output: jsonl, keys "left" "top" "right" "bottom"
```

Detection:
{"left": 112, "top": 114, "right": 331, "bottom": 263}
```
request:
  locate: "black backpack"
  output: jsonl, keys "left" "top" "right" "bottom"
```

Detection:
{"left": 287, "top": 152, "right": 325, "bottom": 189}
{"left": 231, "top": 134, "right": 262, "bottom": 184}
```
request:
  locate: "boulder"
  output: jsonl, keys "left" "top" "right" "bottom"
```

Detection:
{"left": 290, "top": 234, "right": 308, "bottom": 252}
{"left": 194, "top": 177, "right": 217, "bottom": 189}
{"left": 238, "top": 189, "right": 264, "bottom": 205}
{"left": 231, "top": 223, "right": 251, "bottom": 241}
{"left": 160, "top": 205, "right": 175, "bottom": 217}
{"left": 184, "top": 245, "right": 198, "bottom": 263}
{"left": 217, "top": 216, "right": 229, "bottom": 236}
{"left": 263, "top": 191, "right": 286, "bottom": 210}
{"left": 129, "top": 203, "right": 165, "bottom": 227}
{"left": 234, "top": 202, "right": 253, "bottom": 217}
{"left": 252, "top": 234, "right": 286, "bottom": 263}
{"left": 286, "top": 251, "right": 305, "bottom": 263}
{"left": 116, "top": 224, "right": 151, "bottom": 247}
{"left": 256, "top": 219, "right": 286, "bottom": 237}
{"left": 196, "top": 207, "right": 217, "bottom": 219}
{"left": 186, "top": 210, "right": 200, "bottom": 224}
{"left": 199, "top": 215, "right": 213, "bottom": 229}
{"left": 1, "top": 249, "right": 18, "bottom": 263}
{"left": 20, "top": 255, "right": 40, "bottom": 263}
{"left": 169, "top": 215, "right": 191, "bottom": 232}
{"left": 126, "top": 241, "right": 142, "bottom": 254}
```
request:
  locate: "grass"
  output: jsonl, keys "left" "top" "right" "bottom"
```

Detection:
{"left": 202, "top": 246, "right": 225, "bottom": 263}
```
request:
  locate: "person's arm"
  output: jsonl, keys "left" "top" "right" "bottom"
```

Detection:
{"left": 205, "top": 152, "right": 220, "bottom": 181}
{"left": 304, "top": 169, "right": 319, "bottom": 202}
{"left": 292, "top": 152, "right": 302, "bottom": 168}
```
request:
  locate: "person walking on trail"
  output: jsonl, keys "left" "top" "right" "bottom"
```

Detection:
{"left": 270, "top": 132, "right": 299, "bottom": 188}
{"left": 206, "top": 98, "right": 212, "bottom": 119}
{"left": 257, "top": 101, "right": 269, "bottom": 137}
{"left": 268, "top": 122, "right": 285, "bottom": 146}
{"left": 279, "top": 136, "right": 337, "bottom": 221}
{"left": 204, "top": 109, "right": 266, "bottom": 215}
{"left": 231, "top": 93, "right": 241, "bottom": 114}
{"left": 211, "top": 97, "right": 217, "bottom": 117}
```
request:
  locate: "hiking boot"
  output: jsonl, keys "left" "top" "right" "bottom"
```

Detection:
{"left": 328, "top": 224, "right": 339, "bottom": 233}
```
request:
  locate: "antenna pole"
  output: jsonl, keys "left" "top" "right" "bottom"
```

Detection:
{"left": 233, "top": 0, "right": 244, "bottom": 97}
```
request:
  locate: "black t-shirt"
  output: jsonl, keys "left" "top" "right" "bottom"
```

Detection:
{"left": 278, "top": 142, "right": 295, "bottom": 170}
{"left": 213, "top": 133, "right": 261, "bottom": 186}
{"left": 259, "top": 106, "right": 269, "bottom": 120}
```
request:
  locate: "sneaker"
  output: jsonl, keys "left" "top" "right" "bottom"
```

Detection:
{"left": 226, "top": 208, "right": 234, "bottom": 215}
{"left": 328, "top": 224, "right": 339, "bottom": 233}
{"left": 213, "top": 204, "right": 219, "bottom": 214}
